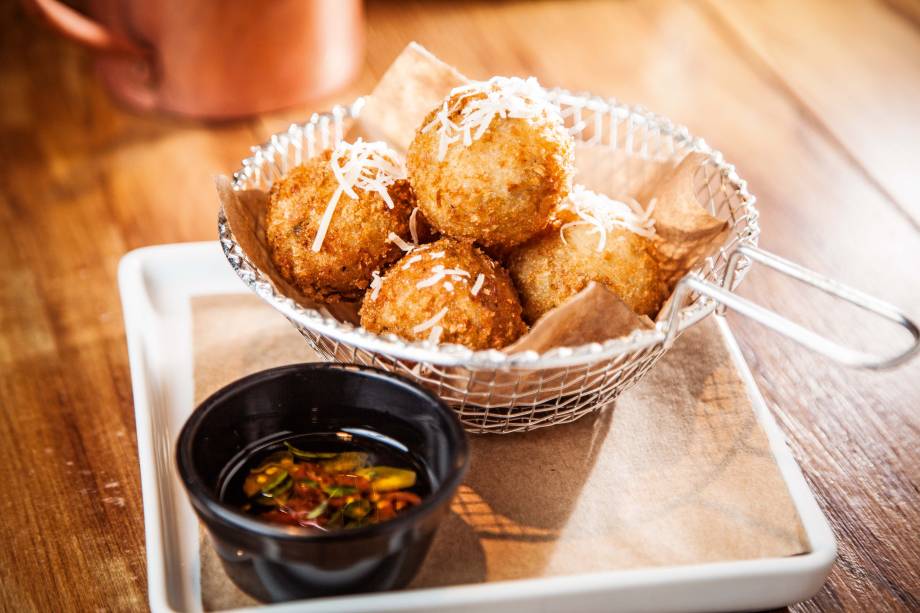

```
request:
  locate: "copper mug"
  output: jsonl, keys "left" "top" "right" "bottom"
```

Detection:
{"left": 25, "top": 0, "right": 364, "bottom": 120}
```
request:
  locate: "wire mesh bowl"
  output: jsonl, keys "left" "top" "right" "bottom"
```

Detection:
{"left": 218, "top": 90, "right": 774, "bottom": 433}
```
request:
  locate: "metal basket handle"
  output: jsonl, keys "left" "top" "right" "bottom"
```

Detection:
{"left": 663, "top": 245, "right": 920, "bottom": 369}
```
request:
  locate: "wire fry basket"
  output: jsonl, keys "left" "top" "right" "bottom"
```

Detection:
{"left": 219, "top": 91, "right": 919, "bottom": 434}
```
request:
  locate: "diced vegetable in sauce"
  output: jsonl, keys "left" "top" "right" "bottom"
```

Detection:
{"left": 241, "top": 442, "right": 422, "bottom": 532}
{"left": 355, "top": 466, "right": 416, "bottom": 491}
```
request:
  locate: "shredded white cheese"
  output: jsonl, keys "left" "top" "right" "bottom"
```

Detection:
{"left": 429, "top": 251, "right": 445, "bottom": 259}
{"left": 401, "top": 254, "right": 422, "bottom": 270}
{"left": 443, "top": 281, "right": 454, "bottom": 292}
{"left": 412, "top": 307, "right": 448, "bottom": 335}
{"left": 409, "top": 207, "right": 420, "bottom": 244}
{"left": 471, "top": 273, "right": 485, "bottom": 296}
{"left": 416, "top": 264, "right": 470, "bottom": 289}
{"left": 311, "top": 139, "right": 407, "bottom": 252}
{"left": 420, "top": 76, "right": 561, "bottom": 161}
{"left": 440, "top": 267, "right": 470, "bottom": 278}
{"left": 369, "top": 270, "right": 383, "bottom": 300}
{"left": 559, "top": 186, "right": 656, "bottom": 252}
{"left": 387, "top": 232, "right": 414, "bottom": 252}
{"left": 416, "top": 269, "right": 445, "bottom": 289}
{"left": 427, "top": 326, "right": 443, "bottom": 344}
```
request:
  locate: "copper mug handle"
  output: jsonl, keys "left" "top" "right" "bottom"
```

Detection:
{"left": 24, "top": 0, "right": 158, "bottom": 110}
{"left": 24, "top": 0, "right": 149, "bottom": 57}
{"left": 23, "top": 0, "right": 363, "bottom": 119}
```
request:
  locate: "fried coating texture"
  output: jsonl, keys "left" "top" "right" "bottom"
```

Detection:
{"left": 360, "top": 238, "right": 527, "bottom": 349}
{"left": 508, "top": 221, "right": 668, "bottom": 324}
{"left": 265, "top": 152, "right": 417, "bottom": 302}
{"left": 406, "top": 95, "right": 574, "bottom": 250}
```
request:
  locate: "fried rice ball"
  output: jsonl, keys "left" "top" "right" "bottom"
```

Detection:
{"left": 508, "top": 192, "right": 668, "bottom": 324}
{"left": 265, "top": 149, "right": 421, "bottom": 302}
{"left": 406, "top": 77, "right": 575, "bottom": 250}
{"left": 360, "top": 238, "right": 527, "bottom": 349}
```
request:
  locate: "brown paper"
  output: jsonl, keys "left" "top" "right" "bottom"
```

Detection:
{"left": 646, "top": 152, "right": 731, "bottom": 290}
{"left": 484, "top": 284, "right": 654, "bottom": 408}
{"left": 348, "top": 42, "right": 468, "bottom": 155}
{"left": 504, "top": 282, "right": 653, "bottom": 353}
{"left": 191, "top": 294, "right": 808, "bottom": 609}
{"left": 573, "top": 143, "right": 674, "bottom": 202}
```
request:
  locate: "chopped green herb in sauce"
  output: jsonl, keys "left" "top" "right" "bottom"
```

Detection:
{"left": 240, "top": 441, "right": 422, "bottom": 532}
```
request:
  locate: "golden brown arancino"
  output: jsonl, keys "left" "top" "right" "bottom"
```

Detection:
{"left": 508, "top": 220, "right": 668, "bottom": 325}
{"left": 265, "top": 152, "right": 417, "bottom": 302}
{"left": 406, "top": 95, "right": 574, "bottom": 250}
{"left": 359, "top": 238, "right": 527, "bottom": 349}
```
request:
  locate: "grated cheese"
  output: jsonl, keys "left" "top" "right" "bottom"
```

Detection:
{"left": 439, "top": 267, "right": 470, "bottom": 278}
{"left": 388, "top": 232, "right": 414, "bottom": 252}
{"left": 429, "top": 251, "right": 445, "bottom": 259}
{"left": 416, "top": 264, "right": 469, "bottom": 289}
{"left": 416, "top": 268, "right": 446, "bottom": 289}
{"left": 409, "top": 207, "right": 420, "bottom": 244}
{"left": 311, "top": 139, "right": 407, "bottom": 252}
{"left": 471, "top": 273, "right": 485, "bottom": 296}
{"left": 559, "top": 185, "right": 656, "bottom": 252}
{"left": 443, "top": 281, "right": 454, "bottom": 291}
{"left": 412, "top": 307, "right": 448, "bottom": 334}
{"left": 427, "top": 326, "right": 443, "bottom": 344}
{"left": 369, "top": 270, "right": 383, "bottom": 300}
{"left": 401, "top": 254, "right": 422, "bottom": 270}
{"left": 420, "top": 76, "right": 561, "bottom": 162}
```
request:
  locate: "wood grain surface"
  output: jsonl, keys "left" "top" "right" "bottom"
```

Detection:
{"left": 1, "top": 0, "right": 918, "bottom": 611}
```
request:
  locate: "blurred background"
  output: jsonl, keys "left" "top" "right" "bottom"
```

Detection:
{"left": 2, "top": 1, "right": 919, "bottom": 611}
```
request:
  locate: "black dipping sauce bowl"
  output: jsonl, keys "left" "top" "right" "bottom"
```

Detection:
{"left": 175, "top": 363, "right": 469, "bottom": 603}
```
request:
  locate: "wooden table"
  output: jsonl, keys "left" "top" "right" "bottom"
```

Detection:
{"left": 2, "top": 0, "right": 918, "bottom": 610}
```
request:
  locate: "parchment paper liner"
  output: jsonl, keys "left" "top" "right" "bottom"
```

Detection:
{"left": 217, "top": 43, "right": 736, "bottom": 407}
{"left": 191, "top": 294, "right": 809, "bottom": 609}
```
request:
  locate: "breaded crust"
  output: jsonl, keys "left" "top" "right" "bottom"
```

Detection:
{"left": 407, "top": 96, "right": 574, "bottom": 250}
{"left": 360, "top": 238, "right": 527, "bottom": 349}
{"left": 508, "top": 223, "right": 667, "bottom": 324}
{"left": 265, "top": 152, "right": 416, "bottom": 302}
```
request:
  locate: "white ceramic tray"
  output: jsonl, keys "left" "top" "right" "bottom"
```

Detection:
{"left": 119, "top": 241, "right": 836, "bottom": 613}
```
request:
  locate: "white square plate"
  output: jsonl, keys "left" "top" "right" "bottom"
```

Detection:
{"left": 119, "top": 241, "right": 835, "bottom": 613}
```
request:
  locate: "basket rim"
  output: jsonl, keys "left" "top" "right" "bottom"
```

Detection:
{"left": 220, "top": 91, "right": 760, "bottom": 370}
